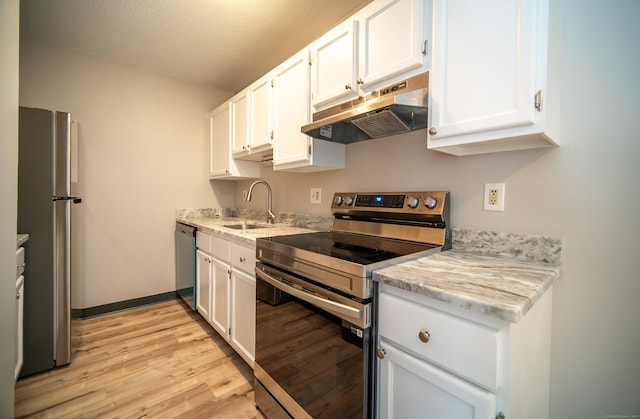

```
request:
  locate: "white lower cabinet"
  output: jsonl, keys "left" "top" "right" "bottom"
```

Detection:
{"left": 210, "top": 256, "right": 231, "bottom": 340}
{"left": 378, "top": 339, "right": 496, "bottom": 418}
{"left": 195, "top": 231, "right": 255, "bottom": 367}
{"left": 196, "top": 249, "right": 212, "bottom": 321}
{"left": 15, "top": 275, "right": 24, "bottom": 381}
{"left": 230, "top": 241, "right": 256, "bottom": 366}
{"left": 377, "top": 284, "right": 553, "bottom": 419}
{"left": 15, "top": 246, "right": 25, "bottom": 381}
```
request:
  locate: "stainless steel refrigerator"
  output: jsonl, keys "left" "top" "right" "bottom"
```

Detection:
{"left": 17, "top": 106, "right": 81, "bottom": 377}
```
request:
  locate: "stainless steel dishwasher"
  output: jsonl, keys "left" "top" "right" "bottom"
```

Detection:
{"left": 175, "top": 222, "right": 196, "bottom": 310}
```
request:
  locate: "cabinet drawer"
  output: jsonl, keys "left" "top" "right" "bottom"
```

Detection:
{"left": 379, "top": 292, "right": 499, "bottom": 390}
{"left": 211, "top": 236, "right": 230, "bottom": 262}
{"left": 196, "top": 231, "right": 211, "bottom": 253}
{"left": 231, "top": 243, "right": 256, "bottom": 274}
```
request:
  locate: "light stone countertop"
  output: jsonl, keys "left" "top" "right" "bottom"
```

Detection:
{"left": 373, "top": 229, "right": 563, "bottom": 323}
{"left": 176, "top": 213, "right": 320, "bottom": 246}
{"left": 177, "top": 209, "right": 563, "bottom": 323}
{"left": 17, "top": 234, "right": 29, "bottom": 247}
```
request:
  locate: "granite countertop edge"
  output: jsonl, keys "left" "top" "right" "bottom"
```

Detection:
{"left": 374, "top": 228, "right": 564, "bottom": 323}
{"left": 176, "top": 208, "right": 324, "bottom": 246}
{"left": 17, "top": 234, "right": 29, "bottom": 247}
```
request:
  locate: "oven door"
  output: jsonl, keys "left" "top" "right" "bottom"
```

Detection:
{"left": 255, "top": 262, "right": 373, "bottom": 419}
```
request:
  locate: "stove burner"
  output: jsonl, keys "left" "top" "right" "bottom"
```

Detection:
{"left": 331, "top": 241, "right": 391, "bottom": 261}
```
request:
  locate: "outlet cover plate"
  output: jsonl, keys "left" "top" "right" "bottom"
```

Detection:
{"left": 484, "top": 183, "right": 505, "bottom": 211}
{"left": 310, "top": 188, "right": 321, "bottom": 204}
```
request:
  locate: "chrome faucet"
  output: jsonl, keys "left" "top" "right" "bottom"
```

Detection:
{"left": 246, "top": 180, "right": 275, "bottom": 224}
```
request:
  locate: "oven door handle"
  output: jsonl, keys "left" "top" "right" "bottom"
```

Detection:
{"left": 256, "top": 268, "right": 365, "bottom": 323}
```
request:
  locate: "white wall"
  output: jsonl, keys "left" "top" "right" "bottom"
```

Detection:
{"left": 19, "top": 39, "right": 234, "bottom": 309}
{"left": 235, "top": 0, "right": 640, "bottom": 417}
{"left": 0, "top": 0, "right": 19, "bottom": 416}
{"left": 16, "top": 0, "right": 640, "bottom": 416}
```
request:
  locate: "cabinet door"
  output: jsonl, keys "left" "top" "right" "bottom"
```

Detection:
{"left": 208, "top": 102, "right": 260, "bottom": 179}
{"left": 310, "top": 20, "right": 359, "bottom": 108}
{"left": 272, "top": 50, "right": 312, "bottom": 168}
{"left": 208, "top": 103, "right": 231, "bottom": 178}
{"left": 210, "top": 257, "right": 230, "bottom": 340}
{"left": 378, "top": 340, "right": 496, "bottom": 419}
{"left": 359, "top": 0, "right": 427, "bottom": 90}
{"left": 231, "top": 89, "right": 250, "bottom": 157}
{"left": 230, "top": 269, "right": 256, "bottom": 367}
{"left": 15, "top": 275, "right": 24, "bottom": 381}
{"left": 196, "top": 250, "right": 211, "bottom": 321}
{"left": 428, "top": 0, "right": 549, "bottom": 151}
{"left": 249, "top": 74, "right": 274, "bottom": 155}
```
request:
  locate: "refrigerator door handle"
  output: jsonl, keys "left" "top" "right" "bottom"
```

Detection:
{"left": 52, "top": 196, "right": 82, "bottom": 204}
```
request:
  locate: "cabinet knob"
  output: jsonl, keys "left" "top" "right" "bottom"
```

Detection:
{"left": 16, "top": 292, "right": 21, "bottom": 300}
{"left": 496, "top": 413, "right": 506, "bottom": 419}
{"left": 357, "top": 78, "right": 364, "bottom": 85}
{"left": 428, "top": 127, "right": 438, "bottom": 136}
{"left": 345, "top": 83, "right": 352, "bottom": 90}
{"left": 239, "top": 257, "right": 246, "bottom": 263}
{"left": 376, "top": 348, "right": 387, "bottom": 359}
{"left": 418, "top": 330, "right": 430, "bottom": 343}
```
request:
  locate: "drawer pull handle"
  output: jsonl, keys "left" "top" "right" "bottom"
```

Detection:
{"left": 376, "top": 348, "right": 387, "bottom": 359}
{"left": 418, "top": 330, "right": 430, "bottom": 343}
{"left": 240, "top": 257, "right": 246, "bottom": 263}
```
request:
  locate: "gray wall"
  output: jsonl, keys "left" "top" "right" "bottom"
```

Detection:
{"left": 0, "top": 0, "right": 19, "bottom": 416}
{"left": 235, "top": 1, "right": 640, "bottom": 417}
{"left": 19, "top": 39, "right": 234, "bottom": 309}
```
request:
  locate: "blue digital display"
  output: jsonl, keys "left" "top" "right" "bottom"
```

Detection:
{"left": 355, "top": 194, "right": 405, "bottom": 208}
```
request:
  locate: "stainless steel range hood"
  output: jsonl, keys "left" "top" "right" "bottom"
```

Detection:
{"left": 301, "top": 72, "right": 428, "bottom": 144}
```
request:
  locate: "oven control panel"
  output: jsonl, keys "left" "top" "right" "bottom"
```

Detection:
{"left": 331, "top": 191, "right": 448, "bottom": 216}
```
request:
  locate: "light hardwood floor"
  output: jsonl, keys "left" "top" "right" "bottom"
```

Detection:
{"left": 14, "top": 299, "right": 264, "bottom": 418}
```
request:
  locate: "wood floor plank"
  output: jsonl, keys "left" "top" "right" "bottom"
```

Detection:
{"left": 14, "top": 299, "right": 264, "bottom": 418}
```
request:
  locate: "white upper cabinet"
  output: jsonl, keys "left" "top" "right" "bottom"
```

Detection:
{"left": 310, "top": 20, "right": 359, "bottom": 108}
{"left": 248, "top": 74, "right": 274, "bottom": 157}
{"left": 358, "top": 0, "right": 429, "bottom": 90}
{"left": 272, "top": 50, "right": 346, "bottom": 172}
{"left": 427, "top": 0, "right": 560, "bottom": 155}
{"left": 208, "top": 102, "right": 260, "bottom": 179}
{"left": 230, "top": 89, "right": 250, "bottom": 156}
{"left": 310, "top": 0, "right": 430, "bottom": 111}
{"left": 232, "top": 73, "right": 274, "bottom": 161}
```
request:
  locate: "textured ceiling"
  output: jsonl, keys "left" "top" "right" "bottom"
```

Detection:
{"left": 20, "top": 0, "right": 372, "bottom": 92}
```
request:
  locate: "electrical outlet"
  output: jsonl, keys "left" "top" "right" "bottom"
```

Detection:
{"left": 310, "top": 188, "right": 321, "bottom": 204}
{"left": 484, "top": 183, "right": 505, "bottom": 211}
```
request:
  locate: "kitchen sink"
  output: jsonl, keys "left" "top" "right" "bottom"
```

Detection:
{"left": 224, "top": 223, "right": 269, "bottom": 230}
